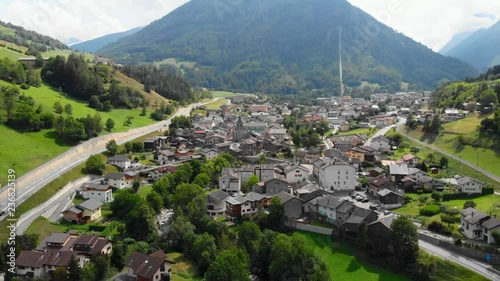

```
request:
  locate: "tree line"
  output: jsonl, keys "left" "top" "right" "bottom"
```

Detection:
{"left": 0, "top": 20, "right": 67, "bottom": 53}
{"left": 120, "top": 64, "right": 211, "bottom": 104}
{"left": 0, "top": 57, "right": 42, "bottom": 88}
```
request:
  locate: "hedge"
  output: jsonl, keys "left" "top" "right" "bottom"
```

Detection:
{"left": 419, "top": 204, "right": 441, "bottom": 216}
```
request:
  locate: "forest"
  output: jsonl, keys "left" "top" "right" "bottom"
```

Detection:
{"left": 0, "top": 20, "right": 67, "bottom": 53}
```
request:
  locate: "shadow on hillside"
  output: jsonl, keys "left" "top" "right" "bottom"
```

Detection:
{"left": 43, "top": 130, "right": 78, "bottom": 146}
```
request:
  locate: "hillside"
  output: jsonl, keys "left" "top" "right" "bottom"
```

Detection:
{"left": 98, "top": 0, "right": 478, "bottom": 95}
{"left": 0, "top": 20, "right": 67, "bottom": 54}
{"left": 443, "top": 20, "right": 500, "bottom": 71}
{"left": 71, "top": 26, "right": 143, "bottom": 53}
{"left": 439, "top": 31, "right": 474, "bottom": 55}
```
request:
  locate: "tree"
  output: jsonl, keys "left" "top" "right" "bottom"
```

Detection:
{"left": 64, "top": 103, "right": 73, "bottom": 116}
{"left": 314, "top": 120, "right": 330, "bottom": 136}
{"left": 171, "top": 183, "right": 203, "bottom": 208}
{"left": 111, "top": 190, "right": 143, "bottom": 219}
{"left": 204, "top": 249, "right": 250, "bottom": 281}
{"left": 492, "top": 231, "right": 500, "bottom": 246}
{"left": 102, "top": 100, "right": 113, "bottom": 112}
{"left": 258, "top": 153, "right": 267, "bottom": 164}
{"left": 132, "top": 178, "right": 141, "bottom": 193}
{"left": 126, "top": 204, "right": 156, "bottom": 241}
{"left": 439, "top": 156, "right": 448, "bottom": 168}
{"left": 53, "top": 101, "right": 63, "bottom": 114}
{"left": 52, "top": 266, "right": 69, "bottom": 281}
{"left": 193, "top": 173, "right": 211, "bottom": 188}
{"left": 68, "top": 255, "right": 81, "bottom": 281}
{"left": 242, "top": 175, "right": 259, "bottom": 193}
{"left": 452, "top": 230, "right": 464, "bottom": 246}
{"left": 132, "top": 141, "right": 144, "bottom": 152}
{"left": 105, "top": 139, "right": 119, "bottom": 155}
{"left": 463, "top": 200, "right": 477, "bottom": 209}
{"left": 480, "top": 89, "right": 498, "bottom": 112}
{"left": 124, "top": 141, "right": 133, "bottom": 153}
{"left": 391, "top": 216, "right": 419, "bottom": 269}
{"left": 92, "top": 254, "right": 109, "bottom": 280}
{"left": 431, "top": 191, "right": 442, "bottom": 203}
{"left": 268, "top": 197, "right": 284, "bottom": 225}
{"left": 105, "top": 118, "right": 115, "bottom": 132}
{"left": 110, "top": 242, "right": 127, "bottom": 270}
{"left": 238, "top": 221, "right": 262, "bottom": 256}
{"left": 88, "top": 95, "right": 102, "bottom": 110}
{"left": 146, "top": 191, "right": 164, "bottom": 214}
{"left": 85, "top": 154, "right": 104, "bottom": 175}
{"left": 191, "top": 233, "right": 217, "bottom": 274}
{"left": 141, "top": 106, "right": 147, "bottom": 116}
{"left": 124, "top": 116, "right": 134, "bottom": 126}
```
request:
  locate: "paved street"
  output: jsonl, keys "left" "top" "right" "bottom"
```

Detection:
{"left": 0, "top": 99, "right": 217, "bottom": 221}
{"left": 419, "top": 240, "right": 500, "bottom": 281}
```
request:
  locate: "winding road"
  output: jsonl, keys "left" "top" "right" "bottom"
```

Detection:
{"left": 0, "top": 99, "right": 217, "bottom": 220}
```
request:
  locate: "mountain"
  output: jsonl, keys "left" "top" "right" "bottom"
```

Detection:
{"left": 0, "top": 20, "right": 67, "bottom": 52}
{"left": 98, "top": 0, "right": 478, "bottom": 95}
{"left": 439, "top": 31, "right": 474, "bottom": 54}
{"left": 72, "top": 26, "right": 143, "bottom": 53}
{"left": 443, "top": 20, "right": 500, "bottom": 71}
{"left": 64, "top": 37, "right": 82, "bottom": 46}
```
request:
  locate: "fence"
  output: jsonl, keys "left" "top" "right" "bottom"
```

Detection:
{"left": 15, "top": 175, "right": 93, "bottom": 235}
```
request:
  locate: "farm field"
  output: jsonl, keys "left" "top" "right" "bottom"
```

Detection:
{"left": 205, "top": 98, "right": 227, "bottom": 110}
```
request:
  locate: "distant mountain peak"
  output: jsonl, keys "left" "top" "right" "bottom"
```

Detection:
{"left": 71, "top": 26, "right": 143, "bottom": 53}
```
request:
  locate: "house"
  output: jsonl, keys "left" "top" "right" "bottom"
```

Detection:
{"left": 368, "top": 175, "right": 396, "bottom": 197}
{"left": 370, "top": 136, "right": 391, "bottom": 151}
{"left": 344, "top": 148, "right": 365, "bottom": 162}
{"left": 240, "top": 138, "right": 259, "bottom": 156}
{"left": 226, "top": 192, "right": 272, "bottom": 218}
{"left": 275, "top": 191, "right": 303, "bottom": 219}
{"left": 219, "top": 171, "right": 241, "bottom": 195}
{"left": 154, "top": 150, "right": 176, "bottom": 164}
{"left": 202, "top": 148, "right": 219, "bottom": 160}
{"left": 315, "top": 158, "right": 357, "bottom": 191}
{"left": 367, "top": 214, "right": 399, "bottom": 253}
{"left": 284, "top": 164, "right": 310, "bottom": 183}
{"left": 237, "top": 164, "right": 276, "bottom": 183}
{"left": 460, "top": 208, "right": 491, "bottom": 240}
{"left": 456, "top": 176, "right": 484, "bottom": 194}
{"left": 377, "top": 189, "right": 404, "bottom": 208}
{"left": 81, "top": 183, "right": 113, "bottom": 203}
{"left": 175, "top": 149, "right": 194, "bottom": 160}
{"left": 407, "top": 167, "right": 429, "bottom": 183}
{"left": 400, "top": 154, "right": 420, "bottom": 167}
{"left": 144, "top": 136, "right": 168, "bottom": 151}
{"left": 150, "top": 166, "right": 177, "bottom": 180}
{"left": 107, "top": 155, "right": 131, "bottom": 170}
{"left": 388, "top": 163, "right": 409, "bottom": 183}
{"left": 15, "top": 251, "right": 78, "bottom": 279}
{"left": 339, "top": 206, "right": 379, "bottom": 237}
{"left": 482, "top": 217, "right": 500, "bottom": 244}
{"left": 207, "top": 190, "right": 229, "bottom": 216}
{"left": 420, "top": 176, "right": 446, "bottom": 191}
{"left": 293, "top": 150, "right": 321, "bottom": 164}
{"left": 63, "top": 199, "right": 103, "bottom": 224}
{"left": 252, "top": 178, "right": 289, "bottom": 195}
{"left": 368, "top": 167, "right": 385, "bottom": 177}
{"left": 104, "top": 172, "right": 134, "bottom": 189}
{"left": 35, "top": 233, "right": 112, "bottom": 257}
{"left": 268, "top": 128, "right": 287, "bottom": 141}
{"left": 248, "top": 105, "right": 269, "bottom": 112}
{"left": 124, "top": 250, "right": 170, "bottom": 281}
{"left": 312, "top": 195, "right": 344, "bottom": 224}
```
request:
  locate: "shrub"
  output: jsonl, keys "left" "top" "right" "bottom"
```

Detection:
{"left": 419, "top": 204, "right": 440, "bottom": 216}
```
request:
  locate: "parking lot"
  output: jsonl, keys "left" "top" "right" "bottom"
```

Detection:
{"left": 341, "top": 191, "right": 391, "bottom": 216}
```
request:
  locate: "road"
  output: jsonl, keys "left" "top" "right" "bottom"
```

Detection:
{"left": 395, "top": 120, "right": 500, "bottom": 184}
{"left": 364, "top": 119, "right": 403, "bottom": 147}
{"left": 419, "top": 240, "right": 500, "bottom": 281}
{"left": 0, "top": 99, "right": 217, "bottom": 220}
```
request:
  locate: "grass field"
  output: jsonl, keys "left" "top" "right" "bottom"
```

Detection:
{"left": 168, "top": 252, "right": 202, "bottom": 281}
{"left": 337, "top": 127, "right": 377, "bottom": 137}
{"left": 386, "top": 130, "right": 500, "bottom": 190}
{"left": 0, "top": 45, "right": 28, "bottom": 60}
{"left": 205, "top": 98, "right": 227, "bottom": 110}
{"left": 406, "top": 113, "right": 500, "bottom": 178}
{"left": 24, "top": 217, "right": 67, "bottom": 242}
{"left": 299, "top": 231, "right": 410, "bottom": 281}
{"left": 394, "top": 194, "right": 500, "bottom": 218}
{"left": 211, "top": 91, "right": 235, "bottom": 97}
{"left": 137, "top": 185, "right": 153, "bottom": 199}
{"left": 42, "top": 49, "right": 95, "bottom": 61}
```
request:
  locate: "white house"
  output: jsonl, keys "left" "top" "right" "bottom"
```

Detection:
{"left": 207, "top": 189, "right": 229, "bottom": 216}
{"left": 315, "top": 158, "right": 357, "bottom": 191}
{"left": 268, "top": 128, "right": 287, "bottom": 141}
{"left": 370, "top": 136, "right": 391, "bottom": 151}
{"left": 456, "top": 176, "right": 484, "bottom": 194}
{"left": 316, "top": 195, "right": 344, "bottom": 224}
{"left": 107, "top": 155, "right": 131, "bottom": 170}
{"left": 104, "top": 172, "right": 134, "bottom": 189}
{"left": 284, "top": 164, "right": 310, "bottom": 183}
{"left": 202, "top": 148, "right": 219, "bottom": 160}
{"left": 81, "top": 183, "right": 113, "bottom": 202}
{"left": 219, "top": 171, "right": 241, "bottom": 195}
{"left": 460, "top": 208, "right": 500, "bottom": 244}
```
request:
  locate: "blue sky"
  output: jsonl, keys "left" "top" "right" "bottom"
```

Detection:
{"left": 0, "top": 0, "right": 498, "bottom": 51}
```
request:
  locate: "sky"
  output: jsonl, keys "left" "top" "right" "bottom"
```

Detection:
{"left": 0, "top": 0, "right": 498, "bottom": 51}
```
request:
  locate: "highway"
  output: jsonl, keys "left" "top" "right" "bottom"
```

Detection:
{"left": 419, "top": 240, "right": 500, "bottom": 281}
{"left": 0, "top": 99, "right": 215, "bottom": 221}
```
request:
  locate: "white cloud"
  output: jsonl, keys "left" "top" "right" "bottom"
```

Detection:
{"left": 0, "top": 0, "right": 498, "bottom": 52}
{"left": 347, "top": 0, "right": 500, "bottom": 51}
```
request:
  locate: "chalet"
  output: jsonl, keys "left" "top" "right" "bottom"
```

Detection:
{"left": 150, "top": 165, "right": 177, "bottom": 180}
{"left": 284, "top": 164, "right": 310, "bottom": 183}
{"left": 81, "top": 183, "right": 113, "bottom": 203}
{"left": 370, "top": 136, "right": 391, "bottom": 151}
{"left": 17, "top": 57, "right": 49, "bottom": 67}
{"left": 154, "top": 150, "right": 176, "bottom": 164}
{"left": 202, "top": 148, "right": 219, "bottom": 160}
{"left": 16, "top": 251, "right": 78, "bottom": 279}
{"left": 344, "top": 148, "right": 365, "bottom": 162}
{"left": 367, "top": 214, "right": 399, "bottom": 254}
{"left": 62, "top": 199, "right": 102, "bottom": 224}
{"left": 248, "top": 105, "right": 269, "bottom": 112}
{"left": 107, "top": 155, "right": 131, "bottom": 170}
{"left": 400, "top": 154, "right": 420, "bottom": 167}
{"left": 175, "top": 149, "right": 194, "bottom": 160}
{"left": 207, "top": 190, "right": 230, "bottom": 216}
{"left": 240, "top": 138, "right": 259, "bottom": 156}
{"left": 124, "top": 250, "right": 171, "bottom": 281}
{"left": 144, "top": 136, "right": 168, "bottom": 151}
{"left": 219, "top": 170, "right": 241, "bottom": 195}
{"left": 459, "top": 208, "right": 500, "bottom": 243}
{"left": 368, "top": 175, "right": 397, "bottom": 196}
{"left": 377, "top": 189, "right": 404, "bottom": 207}
{"left": 252, "top": 178, "right": 289, "bottom": 195}
{"left": 388, "top": 163, "right": 409, "bottom": 183}
{"left": 311, "top": 195, "right": 344, "bottom": 224}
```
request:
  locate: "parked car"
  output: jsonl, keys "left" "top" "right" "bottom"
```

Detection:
{"left": 369, "top": 205, "right": 377, "bottom": 210}
{"left": 361, "top": 198, "right": 369, "bottom": 203}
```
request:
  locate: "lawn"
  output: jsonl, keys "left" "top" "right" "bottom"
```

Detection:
{"left": 137, "top": 185, "right": 153, "bottom": 199}
{"left": 24, "top": 217, "right": 67, "bottom": 243}
{"left": 42, "top": 49, "right": 95, "bottom": 62}
{"left": 432, "top": 258, "right": 490, "bottom": 281}
{"left": 0, "top": 45, "right": 27, "bottom": 60}
{"left": 205, "top": 98, "right": 227, "bottom": 110}
{"left": 337, "top": 127, "right": 377, "bottom": 137}
{"left": 168, "top": 252, "right": 202, "bottom": 281}
{"left": 441, "top": 113, "right": 492, "bottom": 134}
{"left": 298, "top": 231, "right": 410, "bottom": 281}
{"left": 211, "top": 91, "right": 235, "bottom": 97}
{"left": 394, "top": 194, "right": 500, "bottom": 218}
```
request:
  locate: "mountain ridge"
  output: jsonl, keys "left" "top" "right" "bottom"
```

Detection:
{"left": 72, "top": 26, "right": 143, "bottom": 53}
{"left": 98, "top": 0, "right": 478, "bottom": 94}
